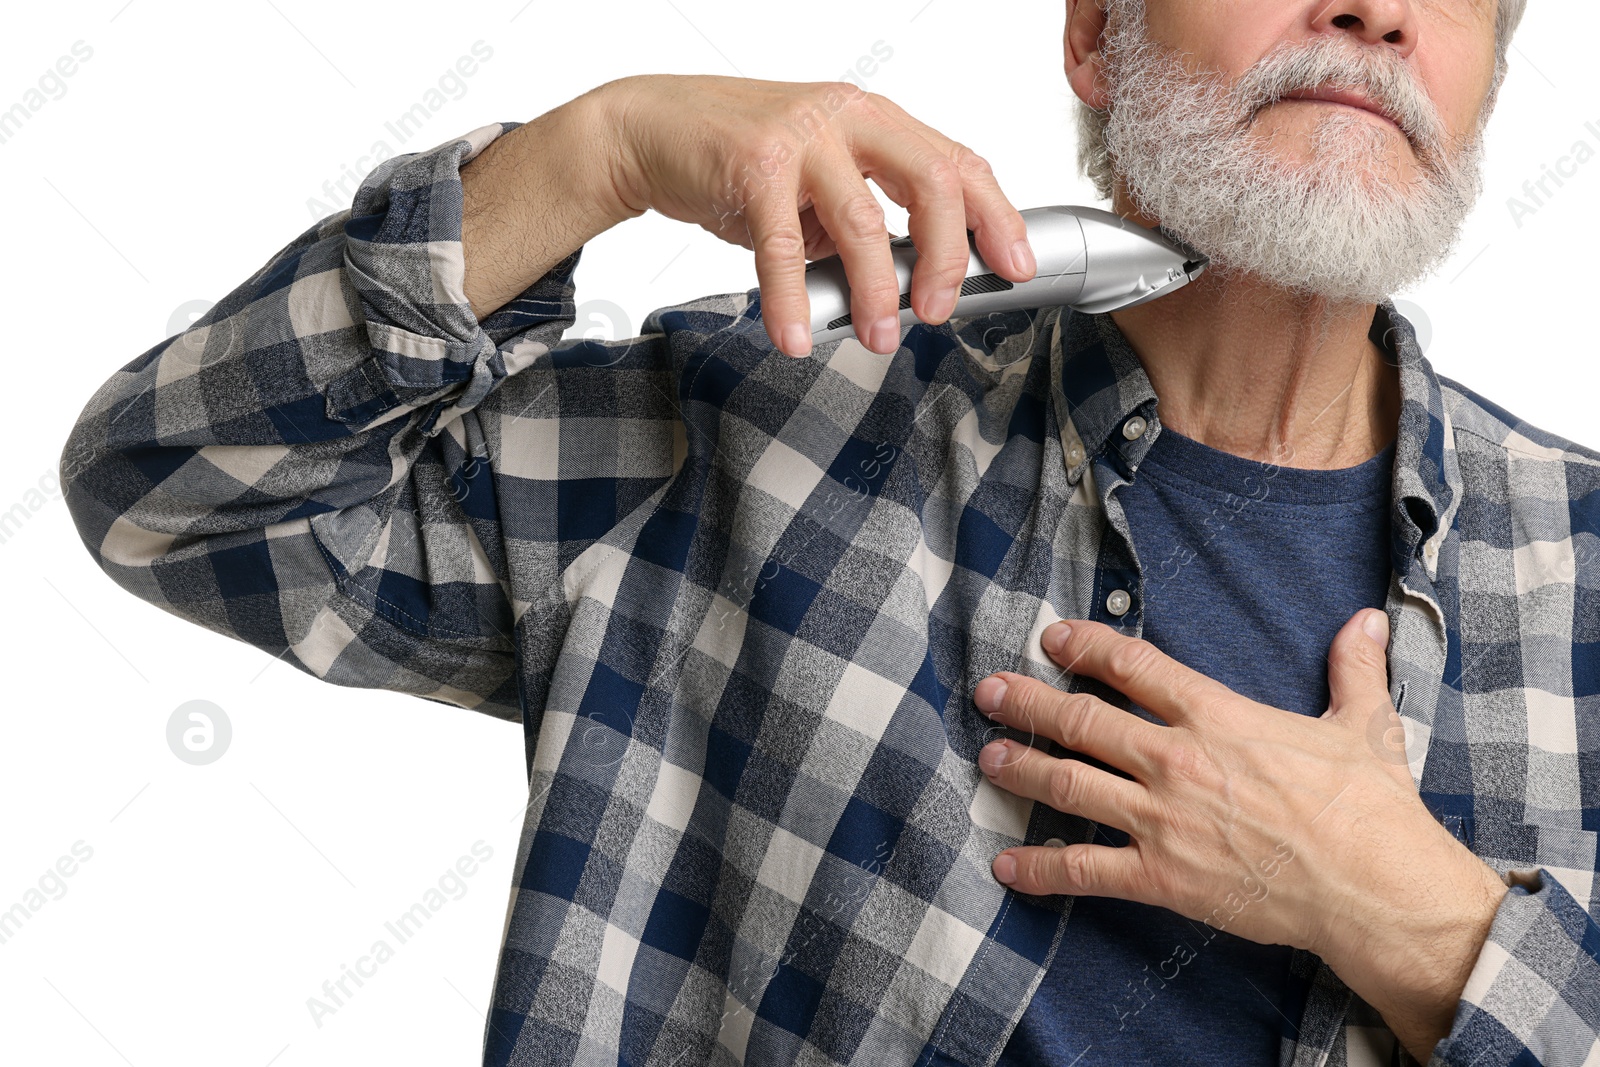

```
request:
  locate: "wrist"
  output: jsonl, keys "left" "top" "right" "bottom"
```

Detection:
{"left": 459, "top": 96, "right": 633, "bottom": 320}
{"left": 574, "top": 77, "right": 652, "bottom": 227}
{"left": 1333, "top": 857, "right": 1506, "bottom": 1060}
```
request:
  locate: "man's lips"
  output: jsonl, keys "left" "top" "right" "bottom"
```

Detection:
{"left": 1278, "top": 86, "right": 1403, "bottom": 132}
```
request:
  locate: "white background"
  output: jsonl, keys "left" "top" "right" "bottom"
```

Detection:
{"left": 2, "top": 2, "right": 1595, "bottom": 1064}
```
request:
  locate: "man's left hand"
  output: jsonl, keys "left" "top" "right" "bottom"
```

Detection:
{"left": 973, "top": 608, "right": 1507, "bottom": 1062}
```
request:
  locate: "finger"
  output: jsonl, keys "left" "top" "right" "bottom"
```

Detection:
{"left": 1323, "top": 608, "right": 1392, "bottom": 720}
{"left": 976, "top": 671, "right": 1166, "bottom": 781}
{"left": 835, "top": 104, "right": 973, "bottom": 326}
{"left": 1044, "top": 620, "right": 1240, "bottom": 726}
{"left": 796, "top": 196, "right": 898, "bottom": 261}
{"left": 804, "top": 161, "right": 906, "bottom": 354}
{"left": 978, "top": 736, "right": 1153, "bottom": 833}
{"left": 1325, "top": 610, "right": 1411, "bottom": 776}
{"left": 798, "top": 205, "right": 841, "bottom": 260}
{"left": 743, "top": 171, "right": 815, "bottom": 357}
{"left": 994, "top": 840, "right": 1143, "bottom": 900}
{"left": 865, "top": 94, "right": 1036, "bottom": 284}
{"left": 801, "top": 226, "right": 903, "bottom": 267}
{"left": 798, "top": 206, "right": 899, "bottom": 271}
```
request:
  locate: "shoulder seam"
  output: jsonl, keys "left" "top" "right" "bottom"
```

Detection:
{"left": 1440, "top": 378, "right": 1600, "bottom": 467}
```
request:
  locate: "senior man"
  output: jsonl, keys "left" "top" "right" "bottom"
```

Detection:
{"left": 61, "top": 0, "right": 1599, "bottom": 1065}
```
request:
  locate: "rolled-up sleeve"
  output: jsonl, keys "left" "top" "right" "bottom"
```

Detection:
{"left": 58, "top": 121, "right": 584, "bottom": 723}
{"left": 1426, "top": 866, "right": 1600, "bottom": 1066}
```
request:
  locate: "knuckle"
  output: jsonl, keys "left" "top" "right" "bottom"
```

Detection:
{"left": 1047, "top": 762, "right": 1085, "bottom": 813}
{"left": 728, "top": 138, "right": 791, "bottom": 189}
{"left": 860, "top": 90, "right": 905, "bottom": 119}
{"left": 777, "top": 95, "right": 832, "bottom": 141}
{"left": 1106, "top": 641, "right": 1157, "bottom": 686}
{"left": 830, "top": 81, "right": 872, "bottom": 107}
{"left": 854, "top": 278, "right": 905, "bottom": 308}
{"left": 836, "top": 193, "right": 887, "bottom": 236}
{"left": 950, "top": 143, "right": 993, "bottom": 179}
{"left": 1056, "top": 845, "right": 1094, "bottom": 887}
{"left": 1042, "top": 692, "right": 1089, "bottom": 746}
{"left": 1158, "top": 743, "right": 1210, "bottom": 787}
{"left": 758, "top": 228, "right": 810, "bottom": 262}
{"left": 779, "top": 94, "right": 826, "bottom": 131}
{"left": 1353, "top": 636, "right": 1387, "bottom": 671}
{"left": 922, "top": 156, "right": 962, "bottom": 190}
{"left": 1058, "top": 692, "right": 1097, "bottom": 731}
{"left": 1107, "top": 643, "right": 1158, "bottom": 684}
{"left": 737, "top": 125, "right": 793, "bottom": 161}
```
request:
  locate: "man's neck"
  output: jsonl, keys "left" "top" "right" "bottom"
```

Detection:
{"left": 1105, "top": 207, "right": 1403, "bottom": 472}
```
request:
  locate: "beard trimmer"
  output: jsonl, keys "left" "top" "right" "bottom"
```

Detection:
{"left": 798, "top": 205, "right": 1208, "bottom": 346}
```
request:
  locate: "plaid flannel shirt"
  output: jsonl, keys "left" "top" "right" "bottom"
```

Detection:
{"left": 59, "top": 121, "right": 1600, "bottom": 1067}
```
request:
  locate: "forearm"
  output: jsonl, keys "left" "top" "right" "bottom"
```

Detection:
{"left": 1324, "top": 854, "right": 1508, "bottom": 1063}
{"left": 460, "top": 83, "right": 642, "bottom": 320}
{"left": 1376, "top": 864, "right": 1506, "bottom": 1062}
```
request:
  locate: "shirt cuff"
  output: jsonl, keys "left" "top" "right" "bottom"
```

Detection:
{"left": 328, "top": 120, "right": 583, "bottom": 435}
{"left": 1426, "top": 865, "right": 1600, "bottom": 1066}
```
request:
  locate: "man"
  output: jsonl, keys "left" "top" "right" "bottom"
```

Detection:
{"left": 60, "top": 2, "right": 1600, "bottom": 1066}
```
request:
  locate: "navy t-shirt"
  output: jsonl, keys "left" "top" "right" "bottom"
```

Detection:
{"left": 997, "top": 424, "right": 1395, "bottom": 1066}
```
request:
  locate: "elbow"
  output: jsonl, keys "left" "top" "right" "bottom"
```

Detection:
{"left": 58, "top": 430, "right": 179, "bottom": 578}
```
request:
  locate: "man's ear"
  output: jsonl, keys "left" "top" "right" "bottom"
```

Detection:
{"left": 1065, "top": 0, "right": 1110, "bottom": 110}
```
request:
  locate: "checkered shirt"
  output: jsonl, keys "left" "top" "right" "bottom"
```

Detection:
{"left": 59, "top": 121, "right": 1600, "bottom": 1067}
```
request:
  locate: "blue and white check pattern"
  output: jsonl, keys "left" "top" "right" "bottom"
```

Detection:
{"left": 59, "top": 121, "right": 1600, "bottom": 1067}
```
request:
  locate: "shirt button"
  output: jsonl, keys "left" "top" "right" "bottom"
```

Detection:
{"left": 1065, "top": 443, "right": 1084, "bottom": 466}
{"left": 1121, "top": 416, "right": 1148, "bottom": 441}
{"left": 1044, "top": 837, "right": 1066, "bottom": 848}
{"left": 1105, "top": 589, "right": 1132, "bottom": 616}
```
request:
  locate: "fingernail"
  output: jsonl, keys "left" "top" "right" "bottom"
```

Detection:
{"left": 1362, "top": 610, "right": 1389, "bottom": 647}
{"left": 781, "top": 323, "right": 812, "bottom": 358}
{"left": 869, "top": 315, "right": 901, "bottom": 354}
{"left": 979, "top": 740, "right": 1008, "bottom": 776}
{"left": 993, "top": 853, "right": 1017, "bottom": 885}
{"left": 1011, "top": 239, "right": 1036, "bottom": 277}
{"left": 1042, "top": 622, "right": 1070, "bottom": 656}
{"left": 929, "top": 286, "right": 958, "bottom": 323}
{"left": 975, "top": 676, "right": 1008, "bottom": 714}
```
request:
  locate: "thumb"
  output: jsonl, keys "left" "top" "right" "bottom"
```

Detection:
{"left": 1325, "top": 608, "right": 1392, "bottom": 718}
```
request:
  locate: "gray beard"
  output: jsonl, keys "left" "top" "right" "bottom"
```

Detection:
{"left": 1097, "top": 4, "right": 1488, "bottom": 302}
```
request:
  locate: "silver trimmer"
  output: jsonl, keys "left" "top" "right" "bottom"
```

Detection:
{"left": 800, "top": 205, "right": 1208, "bottom": 346}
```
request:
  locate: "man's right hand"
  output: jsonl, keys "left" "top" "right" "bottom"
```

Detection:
{"left": 588, "top": 74, "right": 1039, "bottom": 358}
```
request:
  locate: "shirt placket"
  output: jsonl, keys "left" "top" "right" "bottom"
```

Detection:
{"left": 1089, "top": 405, "right": 1159, "bottom": 640}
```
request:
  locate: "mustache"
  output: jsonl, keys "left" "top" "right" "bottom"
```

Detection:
{"left": 1232, "top": 36, "right": 1448, "bottom": 160}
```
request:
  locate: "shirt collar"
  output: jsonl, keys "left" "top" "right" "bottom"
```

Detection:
{"left": 1049, "top": 307, "right": 1158, "bottom": 485}
{"left": 1377, "top": 301, "right": 1460, "bottom": 581}
{"left": 1049, "top": 300, "right": 1460, "bottom": 578}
